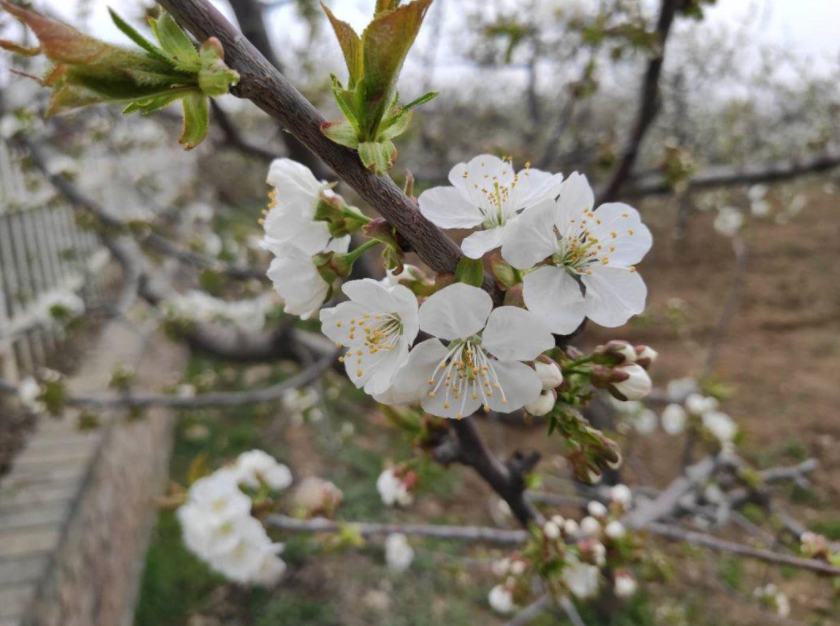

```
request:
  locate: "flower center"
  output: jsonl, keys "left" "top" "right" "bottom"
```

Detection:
{"left": 335, "top": 312, "right": 402, "bottom": 378}
{"left": 548, "top": 208, "right": 637, "bottom": 275}
{"left": 460, "top": 159, "right": 533, "bottom": 228}
{"left": 426, "top": 338, "right": 508, "bottom": 418}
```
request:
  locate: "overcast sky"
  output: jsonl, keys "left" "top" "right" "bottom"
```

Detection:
{"left": 28, "top": 0, "right": 840, "bottom": 64}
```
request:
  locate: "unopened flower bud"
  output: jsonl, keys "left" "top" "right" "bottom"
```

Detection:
{"left": 633, "top": 345, "right": 658, "bottom": 369}
{"left": 563, "top": 519, "right": 580, "bottom": 536}
{"left": 605, "top": 520, "right": 626, "bottom": 539}
{"left": 609, "top": 364, "right": 652, "bottom": 401}
{"left": 595, "top": 340, "right": 637, "bottom": 365}
{"left": 614, "top": 570, "right": 638, "bottom": 598}
{"left": 543, "top": 521, "right": 561, "bottom": 540}
{"left": 610, "top": 484, "right": 632, "bottom": 508}
{"left": 534, "top": 356, "right": 564, "bottom": 390}
{"left": 580, "top": 516, "right": 601, "bottom": 536}
{"left": 587, "top": 501, "right": 608, "bottom": 518}
{"left": 525, "top": 389, "right": 556, "bottom": 417}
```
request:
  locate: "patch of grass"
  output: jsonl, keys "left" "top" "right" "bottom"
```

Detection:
{"left": 812, "top": 517, "right": 840, "bottom": 540}
{"left": 252, "top": 590, "right": 336, "bottom": 626}
{"left": 717, "top": 555, "right": 744, "bottom": 591}
{"left": 134, "top": 511, "right": 224, "bottom": 626}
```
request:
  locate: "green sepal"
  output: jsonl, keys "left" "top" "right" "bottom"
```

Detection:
{"left": 377, "top": 107, "right": 412, "bottom": 141}
{"left": 358, "top": 140, "right": 397, "bottom": 174}
{"left": 198, "top": 38, "right": 239, "bottom": 97}
{"left": 149, "top": 12, "right": 200, "bottom": 71}
{"left": 123, "top": 91, "right": 185, "bottom": 115}
{"left": 455, "top": 257, "right": 484, "bottom": 287}
{"left": 179, "top": 91, "right": 209, "bottom": 150}
{"left": 321, "top": 119, "right": 360, "bottom": 149}
{"left": 108, "top": 8, "right": 168, "bottom": 61}
{"left": 402, "top": 90, "right": 438, "bottom": 111}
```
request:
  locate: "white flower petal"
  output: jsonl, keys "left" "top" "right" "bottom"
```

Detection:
{"left": 582, "top": 266, "right": 647, "bottom": 328}
{"left": 482, "top": 306, "right": 554, "bottom": 362}
{"left": 267, "top": 250, "right": 329, "bottom": 319}
{"left": 419, "top": 283, "right": 492, "bottom": 340}
{"left": 342, "top": 278, "right": 397, "bottom": 312}
{"left": 555, "top": 172, "right": 595, "bottom": 223}
{"left": 266, "top": 158, "right": 324, "bottom": 195}
{"left": 500, "top": 198, "right": 559, "bottom": 269}
{"left": 461, "top": 226, "right": 506, "bottom": 259}
{"left": 588, "top": 203, "right": 652, "bottom": 266}
{"left": 418, "top": 186, "right": 485, "bottom": 229}
{"left": 523, "top": 266, "right": 587, "bottom": 334}
{"left": 487, "top": 359, "right": 542, "bottom": 413}
{"left": 374, "top": 339, "right": 449, "bottom": 406}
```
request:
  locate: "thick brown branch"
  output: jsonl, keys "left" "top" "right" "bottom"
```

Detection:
{"left": 624, "top": 151, "right": 840, "bottom": 198}
{"left": 155, "top": 0, "right": 501, "bottom": 301}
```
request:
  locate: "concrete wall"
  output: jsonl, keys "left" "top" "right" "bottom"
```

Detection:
{"left": 0, "top": 320, "right": 184, "bottom": 626}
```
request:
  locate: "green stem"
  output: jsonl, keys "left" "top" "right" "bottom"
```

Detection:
{"left": 343, "top": 239, "right": 381, "bottom": 265}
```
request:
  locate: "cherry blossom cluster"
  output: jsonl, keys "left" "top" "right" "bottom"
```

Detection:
{"left": 752, "top": 583, "right": 791, "bottom": 618}
{"left": 376, "top": 465, "right": 417, "bottom": 507}
{"left": 261, "top": 154, "right": 656, "bottom": 427}
{"left": 177, "top": 450, "right": 292, "bottom": 586}
{"left": 488, "top": 485, "right": 638, "bottom": 615}
{"left": 164, "top": 290, "right": 279, "bottom": 334}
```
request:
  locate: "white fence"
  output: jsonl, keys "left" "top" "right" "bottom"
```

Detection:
{"left": 0, "top": 139, "right": 107, "bottom": 382}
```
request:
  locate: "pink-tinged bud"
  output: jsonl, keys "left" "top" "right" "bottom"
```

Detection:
{"left": 564, "top": 345, "right": 585, "bottom": 360}
{"left": 614, "top": 570, "right": 638, "bottom": 598}
{"left": 591, "top": 365, "right": 624, "bottom": 389}
{"left": 534, "top": 356, "right": 564, "bottom": 390}
{"left": 595, "top": 340, "right": 637, "bottom": 365}
{"left": 525, "top": 389, "right": 556, "bottom": 417}
{"left": 608, "top": 364, "right": 652, "bottom": 401}
{"left": 633, "top": 345, "right": 658, "bottom": 369}
{"left": 200, "top": 37, "right": 225, "bottom": 61}
{"left": 503, "top": 283, "right": 525, "bottom": 308}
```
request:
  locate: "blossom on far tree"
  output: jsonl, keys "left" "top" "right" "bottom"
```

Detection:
{"left": 418, "top": 154, "right": 564, "bottom": 259}
{"left": 488, "top": 583, "right": 516, "bottom": 614}
{"left": 18, "top": 377, "right": 45, "bottom": 414}
{"left": 614, "top": 570, "right": 638, "bottom": 598}
{"left": 320, "top": 279, "right": 420, "bottom": 395}
{"left": 376, "top": 467, "right": 415, "bottom": 507}
{"left": 563, "top": 557, "right": 601, "bottom": 599}
{"left": 661, "top": 403, "right": 688, "bottom": 434}
{"left": 610, "top": 484, "right": 633, "bottom": 508}
{"left": 375, "top": 283, "right": 554, "bottom": 419}
{"left": 384, "top": 533, "right": 414, "bottom": 572}
{"left": 685, "top": 393, "right": 718, "bottom": 416}
{"left": 501, "top": 173, "right": 652, "bottom": 334}
{"left": 702, "top": 410, "right": 738, "bottom": 444}
{"left": 714, "top": 206, "right": 744, "bottom": 237}
{"left": 266, "top": 237, "right": 349, "bottom": 320}
{"left": 232, "top": 450, "right": 293, "bottom": 491}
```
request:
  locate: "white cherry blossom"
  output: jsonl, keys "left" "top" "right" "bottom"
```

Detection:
{"left": 266, "top": 236, "right": 349, "bottom": 320}
{"left": 376, "top": 283, "right": 553, "bottom": 419}
{"left": 18, "top": 377, "right": 45, "bottom": 414}
{"left": 661, "top": 403, "right": 688, "bottom": 434}
{"left": 714, "top": 207, "right": 744, "bottom": 237}
{"left": 233, "top": 450, "right": 293, "bottom": 491}
{"left": 563, "top": 558, "right": 601, "bottom": 599}
{"left": 262, "top": 158, "right": 336, "bottom": 255}
{"left": 385, "top": 533, "right": 414, "bottom": 572}
{"left": 502, "top": 173, "right": 652, "bottom": 333}
{"left": 376, "top": 468, "right": 414, "bottom": 507}
{"left": 418, "top": 154, "right": 564, "bottom": 259}
{"left": 702, "top": 411, "right": 738, "bottom": 443}
{"left": 488, "top": 584, "right": 516, "bottom": 614}
{"left": 320, "top": 279, "right": 420, "bottom": 395}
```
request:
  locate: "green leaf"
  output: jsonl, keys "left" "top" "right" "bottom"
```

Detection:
{"left": 149, "top": 12, "right": 200, "bottom": 71}
{"left": 331, "top": 78, "right": 361, "bottom": 132}
{"left": 321, "top": 119, "right": 360, "bottom": 148}
{"left": 123, "top": 91, "right": 184, "bottom": 115}
{"left": 322, "top": 3, "right": 363, "bottom": 87}
{"left": 179, "top": 92, "right": 209, "bottom": 150}
{"left": 108, "top": 8, "right": 168, "bottom": 61}
{"left": 402, "top": 90, "right": 438, "bottom": 110}
{"left": 358, "top": 0, "right": 433, "bottom": 137}
{"left": 455, "top": 257, "right": 484, "bottom": 287}
{"left": 377, "top": 107, "right": 412, "bottom": 141}
{"left": 358, "top": 140, "right": 397, "bottom": 174}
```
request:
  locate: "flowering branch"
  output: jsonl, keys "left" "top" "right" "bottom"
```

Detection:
{"left": 153, "top": 0, "right": 501, "bottom": 300}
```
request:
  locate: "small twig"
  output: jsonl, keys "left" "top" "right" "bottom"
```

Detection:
{"left": 558, "top": 596, "right": 587, "bottom": 626}
{"left": 646, "top": 522, "right": 840, "bottom": 576}
{"left": 265, "top": 514, "right": 528, "bottom": 545}
{"left": 505, "top": 594, "right": 554, "bottom": 626}
{"left": 0, "top": 348, "right": 333, "bottom": 409}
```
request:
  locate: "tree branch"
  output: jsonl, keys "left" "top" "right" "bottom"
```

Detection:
{"left": 155, "top": 0, "right": 502, "bottom": 301}
{"left": 598, "top": 0, "right": 682, "bottom": 204}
